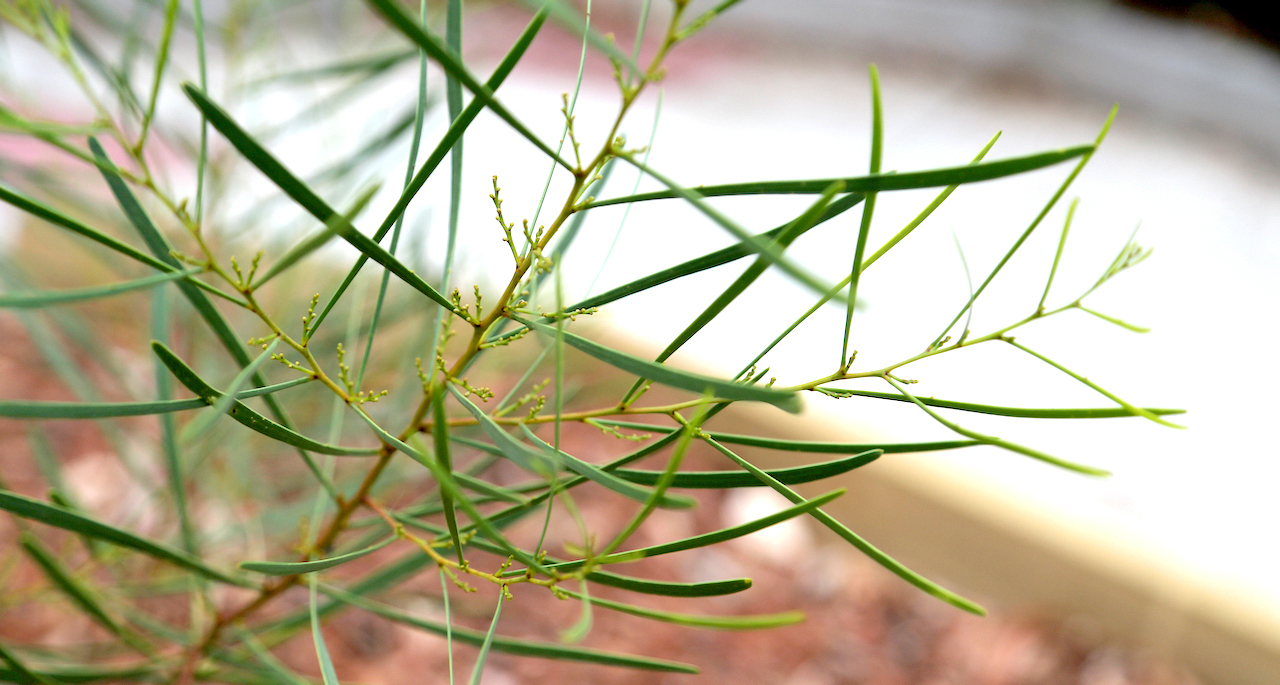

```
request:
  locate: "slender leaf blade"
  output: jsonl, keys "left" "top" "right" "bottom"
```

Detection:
{"left": 0, "top": 489, "right": 252, "bottom": 587}
{"left": 240, "top": 536, "right": 395, "bottom": 575}
{"left": 588, "top": 145, "right": 1095, "bottom": 206}
{"left": 614, "top": 449, "right": 882, "bottom": 488}
{"left": 513, "top": 316, "right": 802, "bottom": 413}
{"left": 151, "top": 342, "right": 379, "bottom": 456}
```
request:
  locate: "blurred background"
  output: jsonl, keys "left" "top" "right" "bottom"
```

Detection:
{"left": 2, "top": 0, "right": 1278, "bottom": 683}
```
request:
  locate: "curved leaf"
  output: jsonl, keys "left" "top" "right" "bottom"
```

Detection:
{"left": 0, "top": 376, "right": 313, "bottom": 419}
{"left": 586, "top": 571, "right": 751, "bottom": 598}
{"left": 512, "top": 316, "right": 801, "bottom": 413}
{"left": 819, "top": 387, "right": 1186, "bottom": 419}
{"left": 615, "top": 449, "right": 882, "bottom": 488}
{"left": 558, "top": 588, "right": 803, "bottom": 630}
{"left": 531, "top": 488, "right": 845, "bottom": 575}
{"left": 596, "top": 420, "right": 982, "bottom": 454}
{"left": 151, "top": 342, "right": 379, "bottom": 456}
{"left": 240, "top": 536, "right": 395, "bottom": 575}
{"left": 0, "top": 489, "right": 252, "bottom": 588}
{"left": 587, "top": 145, "right": 1095, "bottom": 206}
{"left": 0, "top": 268, "right": 202, "bottom": 308}
{"left": 704, "top": 436, "right": 986, "bottom": 615}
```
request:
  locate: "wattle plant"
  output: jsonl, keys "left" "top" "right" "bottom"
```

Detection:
{"left": 0, "top": 0, "right": 1180, "bottom": 682}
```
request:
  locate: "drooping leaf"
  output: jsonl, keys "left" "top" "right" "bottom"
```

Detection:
{"left": 0, "top": 268, "right": 202, "bottom": 308}
{"left": 512, "top": 316, "right": 802, "bottom": 413}
{"left": 614, "top": 449, "right": 882, "bottom": 488}
{"left": 588, "top": 146, "right": 1094, "bottom": 206}
{"left": 585, "top": 571, "right": 750, "bottom": 597}
{"left": 0, "top": 489, "right": 252, "bottom": 588}
{"left": 0, "top": 377, "right": 312, "bottom": 419}
{"left": 702, "top": 436, "right": 986, "bottom": 615}
{"left": 556, "top": 588, "right": 803, "bottom": 630}
{"left": 817, "top": 387, "right": 1185, "bottom": 419}
{"left": 151, "top": 342, "right": 379, "bottom": 456}
{"left": 240, "top": 536, "right": 395, "bottom": 576}
{"left": 532, "top": 488, "right": 845, "bottom": 574}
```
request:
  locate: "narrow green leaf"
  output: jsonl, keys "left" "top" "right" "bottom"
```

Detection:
{"left": 1076, "top": 305, "right": 1150, "bottom": 333}
{"left": 0, "top": 182, "right": 239, "bottom": 304}
{"left": 557, "top": 588, "right": 803, "bottom": 630}
{"left": 1037, "top": 197, "right": 1077, "bottom": 311}
{"left": 452, "top": 471, "right": 532, "bottom": 504}
{"left": 615, "top": 449, "right": 882, "bottom": 488}
{"left": 0, "top": 267, "right": 202, "bottom": 308}
{"left": 586, "top": 571, "right": 751, "bottom": 597}
{"left": 0, "top": 489, "right": 252, "bottom": 587}
{"left": 178, "top": 86, "right": 457, "bottom": 313}
{"left": 520, "top": 425, "right": 697, "bottom": 508}
{"left": 364, "top": 0, "right": 570, "bottom": 169}
{"left": 512, "top": 316, "right": 802, "bottom": 413}
{"left": 240, "top": 536, "right": 395, "bottom": 575}
{"left": 0, "top": 662, "right": 152, "bottom": 685}
{"left": 0, "top": 377, "right": 313, "bottom": 419}
{"left": 151, "top": 342, "right": 379, "bottom": 456}
{"left": 134, "top": 0, "right": 178, "bottom": 152}
{"left": 227, "top": 629, "right": 313, "bottom": 685}
{"left": 248, "top": 49, "right": 417, "bottom": 87}
{"left": 841, "top": 64, "right": 883, "bottom": 367}
{"left": 19, "top": 534, "right": 115, "bottom": 632}
{"left": 590, "top": 145, "right": 1094, "bottom": 206}
{"left": 593, "top": 420, "right": 979, "bottom": 454}
{"left": 704, "top": 437, "right": 985, "bottom": 615}
{"left": 882, "top": 376, "right": 1109, "bottom": 475}
{"left": 533, "top": 488, "right": 845, "bottom": 574}
{"left": 181, "top": 338, "right": 280, "bottom": 442}
{"left": 431, "top": 387, "right": 465, "bottom": 564}
{"left": 0, "top": 640, "right": 65, "bottom": 685}
{"left": 19, "top": 532, "right": 146, "bottom": 652}
{"left": 379, "top": 516, "right": 751, "bottom": 599}
{"left": 817, "top": 388, "right": 1184, "bottom": 419}
{"left": 1005, "top": 340, "right": 1181, "bottom": 428}
{"left": 308, "top": 576, "right": 341, "bottom": 685}
{"left": 489, "top": 202, "right": 857, "bottom": 347}
{"left": 467, "top": 593, "right": 503, "bottom": 685}
{"left": 321, "top": 585, "right": 698, "bottom": 673}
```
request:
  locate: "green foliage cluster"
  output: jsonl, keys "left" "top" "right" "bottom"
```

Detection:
{"left": 0, "top": 0, "right": 1179, "bottom": 682}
